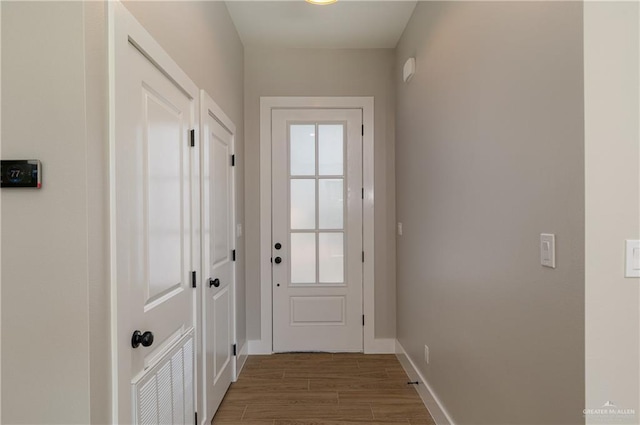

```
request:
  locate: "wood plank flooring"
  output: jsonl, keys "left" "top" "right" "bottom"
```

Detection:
{"left": 212, "top": 353, "right": 435, "bottom": 425}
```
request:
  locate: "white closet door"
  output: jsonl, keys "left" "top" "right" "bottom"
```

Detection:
{"left": 111, "top": 3, "right": 198, "bottom": 423}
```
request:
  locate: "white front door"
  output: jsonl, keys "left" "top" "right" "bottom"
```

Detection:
{"left": 201, "top": 93, "right": 235, "bottom": 422}
{"left": 111, "top": 4, "right": 198, "bottom": 423}
{"left": 272, "top": 109, "right": 363, "bottom": 352}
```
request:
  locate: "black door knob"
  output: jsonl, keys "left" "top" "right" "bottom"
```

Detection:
{"left": 209, "top": 278, "right": 220, "bottom": 288}
{"left": 274, "top": 257, "right": 282, "bottom": 264}
{"left": 131, "top": 330, "right": 154, "bottom": 348}
{"left": 274, "top": 243, "right": 282, "bottom": 250}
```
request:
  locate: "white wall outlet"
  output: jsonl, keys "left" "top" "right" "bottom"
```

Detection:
{"left": 397, "top": 222, "right": 403, "bottom": 236}
{"left": 540, "top": 233, "right": 556, "bottom": 268}
{"left": 424, "top": 345, "right": 429, "bottom": 364}
{"left": 625, "top": 240, "right": 640, "bottom": 278}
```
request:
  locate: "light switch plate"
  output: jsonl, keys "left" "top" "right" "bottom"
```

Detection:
{"left": 625, "top": 240, "right": 640, "bottom": 278}
{"left": 541, "top": 233, "right": 556, "bottom": 268}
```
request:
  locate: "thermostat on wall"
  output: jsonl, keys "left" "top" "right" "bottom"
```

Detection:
{"left": 1, "top": 160, "right": 42, "bottom": 188}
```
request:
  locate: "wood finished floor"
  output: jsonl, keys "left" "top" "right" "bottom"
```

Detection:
{"left": 212, "top": 353, "right": 435, "bottom": 425}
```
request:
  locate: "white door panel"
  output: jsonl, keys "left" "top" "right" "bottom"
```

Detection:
{"left": 272, "top": 109, "right": 363, "bottom": 352}
{"left": 212, "top": 286, "right": 231, "bottom": 381}
{"left": 201, "top": 95, "right": 235, "bottom": 423}
{"left": 123, "top": 35, "right": 194, "bottom": 377}
{"left": 111, "top": 4, "right": 198, "bottom": 423}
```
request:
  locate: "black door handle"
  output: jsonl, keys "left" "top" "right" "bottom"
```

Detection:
{"left": 209, "top": 278, "right": 220, "bottom": 288}
{"left": 274, "top": 257, "right": 282, "bottom": 264}
{"left": 274, "top": 242, "right": 282, "bottom": 250}
{"left": 131, "top": 330, "right": 154, "bottom": 348}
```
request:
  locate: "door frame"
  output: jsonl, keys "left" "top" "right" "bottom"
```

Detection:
{"left": 255, "top": 96, "right": 379, "bottom": 354}
{"left": 108, "top": 1, "right": 200, "bottom": 422}
{"left": 198, "top": 90, "right": 238, "bottom": 425}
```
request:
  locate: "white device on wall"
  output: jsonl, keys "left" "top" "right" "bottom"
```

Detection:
{"left": 625, "top": 240, "right": 640, "bottom": 278}
{"left": 540, "top": 233, "right": 556, "bottom": 268}
{"left": 403, "top": 57, "right": 416, "bottom": 83}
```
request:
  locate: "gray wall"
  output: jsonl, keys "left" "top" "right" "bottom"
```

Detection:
{"left": 83, "top": 2, "right": 110, "bottom": 424}
{"left": 243, "top": 47, "right": 397, "bottom": 341}
{"left": 1, "top": 1, "right": 244, "bottom": 423}
{"left": 584, "top": 2, "right": 639, "bottom": 422}
{"left": 2, "top": 2, "right": 92, "bottom": 423}
{"left": 395, "top": 2, "right": 585, "bottom": 424}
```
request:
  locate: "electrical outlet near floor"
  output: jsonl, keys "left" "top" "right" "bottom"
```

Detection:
{"left": 424, "top": 345, "right": 429, "bottom": 364}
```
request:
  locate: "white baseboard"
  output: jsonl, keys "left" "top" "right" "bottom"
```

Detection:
{"left": 248, "top": 339, "right": 271, "bottom": 355}
{"left": 365, "top": 338, "right": 397, "bottom": 354}
{"left": 249, "top": 338, "right": 396, "bottom": 355}
{"left": 395, "top": 340, "right": 456, "bottom": 425}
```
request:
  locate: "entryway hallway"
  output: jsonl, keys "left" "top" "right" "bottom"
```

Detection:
{"left": 212, "top": 353, "right": 435, "bottom": 424}
{"left": 2, "top": 1, "right": 638, "bottom": 424}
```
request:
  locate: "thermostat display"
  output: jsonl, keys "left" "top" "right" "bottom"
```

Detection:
{"left": 1, "top": 160, "right": 42, "bottom": 188}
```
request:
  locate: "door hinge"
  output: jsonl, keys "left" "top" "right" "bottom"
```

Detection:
{"left": 233, "top": 343, "right": 237, "bottom": 356}
{"left": 191, "top": 271, "right": 197, "bottom": 288}
{"left": 232, "top": 249, "right": 236, "bottom": 262}
{"left": 361, "top": 188, "right": 364, "bottom": 199}
{"left": 194, "top": 412, "right": 197, "bottom": 425}
{"left": 362, "top": 251, "right": 365, "bottom": 262}
{"left": 231, "top": 154, "right": 235, "bottom": 166}
{"left": 362, "top": 315, "right": 365, "bottom": 326}
{"left": 189, "top": 129, "right": 195, "bottom": 147}
{"left": 361, "top": 125, "right": 364, "bottom": 136}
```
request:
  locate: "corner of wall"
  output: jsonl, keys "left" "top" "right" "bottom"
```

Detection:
{"left": 83, "top": 1, "right": 112, "bottom": 424}
{"left": 395, "top": 340, "right": 455, "bottom": 425}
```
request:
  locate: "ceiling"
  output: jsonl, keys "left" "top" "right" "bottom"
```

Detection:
{"left": 225, "top": 1, "right": 418, "bottom": 49}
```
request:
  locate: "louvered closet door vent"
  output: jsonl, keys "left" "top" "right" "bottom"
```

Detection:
{"left": 133, "top": 332, "right": 194, "bottom": 425}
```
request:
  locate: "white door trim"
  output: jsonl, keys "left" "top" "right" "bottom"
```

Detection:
{"left": 199, "top": 90, "right": 237, "bottom": 425}
{"left": 255, "top": 96, "right": 377, "bottom": 354}
{"left": 108, "top": 2, "right": 200, "bottom": 422}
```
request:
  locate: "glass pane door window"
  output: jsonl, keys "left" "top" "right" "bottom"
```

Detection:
{"left": 289, "top": 123, "right": 346, "bottom": 285}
